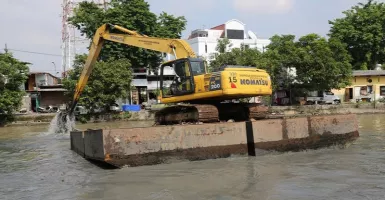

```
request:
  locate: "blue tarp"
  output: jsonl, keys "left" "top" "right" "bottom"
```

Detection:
{"left": 122, "top": 104, "right": 141, "bottom": 112}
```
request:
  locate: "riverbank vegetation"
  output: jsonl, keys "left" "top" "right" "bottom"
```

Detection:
{"left": 0, "top": 52, "right": 29, "bottom": 126}
{"left": 329, "top": 0, "right": 385, "bottom": 70}
{"left": 62, "top": 55, "right": 133, "bottom": 115}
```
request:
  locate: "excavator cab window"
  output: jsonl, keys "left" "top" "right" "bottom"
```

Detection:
{"left": 160, "top": 58, "right": 195, "bottom": 98}
{"left": 190, "top": 61, "right": 205, "bottom": 76}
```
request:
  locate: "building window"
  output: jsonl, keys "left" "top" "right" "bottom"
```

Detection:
{"left": 380, "top": 86, "right": 385, "bottom": 96}
{"left": 360, "top": 86, "right": 373, "bottom": 95}
{"left": 368, "top": 85, "right": 373, "bottom": 93}
{"left": 226, "top": 29, "right": 244, "bottom": 39}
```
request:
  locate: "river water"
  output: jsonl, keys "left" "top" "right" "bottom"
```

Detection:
{"left": 1, "top": 114, "right": 385, "bottom": 200}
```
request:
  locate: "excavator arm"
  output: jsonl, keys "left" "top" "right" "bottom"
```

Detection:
{"left": 68, "top": 23, "right": 197, "bottom": 115}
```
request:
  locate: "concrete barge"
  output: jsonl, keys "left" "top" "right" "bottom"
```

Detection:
{"left": 70, "top": 114, "right": 359, "bottom": 168}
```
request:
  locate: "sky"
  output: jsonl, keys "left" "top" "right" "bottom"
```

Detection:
{"left": 0, "top": 0, "right": 379, "bottom": 76}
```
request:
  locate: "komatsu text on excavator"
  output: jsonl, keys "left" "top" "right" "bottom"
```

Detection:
{"left": 60, "top": 23, "right": 272, "bottom": 128}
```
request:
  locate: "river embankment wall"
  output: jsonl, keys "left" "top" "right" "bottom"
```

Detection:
{"left": 70, "top": 114, "right": 359, "bottom": 168}
{"left": 7, "top": 103, "right": 384, "bottom": 127}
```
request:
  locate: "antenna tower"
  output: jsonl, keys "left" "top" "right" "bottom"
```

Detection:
{"left": 61, "top": 0, "right": 108, "bottom": 77}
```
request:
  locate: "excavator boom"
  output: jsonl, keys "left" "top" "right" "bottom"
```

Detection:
{"left": 68, "top": 24, "right": 198, "bottom": 115}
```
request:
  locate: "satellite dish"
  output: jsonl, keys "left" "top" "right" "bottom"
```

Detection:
{"left": 248, "top": 31, "right": 257, "bottom": 40}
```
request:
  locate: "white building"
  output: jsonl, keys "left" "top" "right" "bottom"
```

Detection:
{"left": 186, "top": 19, "right": 271, "bottom": 62}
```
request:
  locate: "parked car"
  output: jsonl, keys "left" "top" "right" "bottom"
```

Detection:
{"left": 108, "top": 103, "right": 121, "bottom": 113}
{"left": 305, "top": 91, "right": 341, "bottom": 105}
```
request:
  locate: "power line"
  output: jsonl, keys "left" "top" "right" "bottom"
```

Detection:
{"left": 6, "top": 48, "right": 62, "bottom": 57}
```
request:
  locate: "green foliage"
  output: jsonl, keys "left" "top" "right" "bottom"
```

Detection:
{"left": 0, "top": 53, "right": 29, "bottom": 126}
{"left": 209, "top": 50, "right": 237, "bottom": 71}
{"left": 62, "top": 54, "right": 133, "bottom": 113}
{"left": 262, "top": 34, "right": 352, "bottom": 92}
{"left": 122, "top": 111, "right": 132, "bottom": 119}
{"left": 78, "top": 115, "right": 88, "bottom": 124}
{"left": 111, "top": 112, "right": 132, "bottom": 120}
{"left": 210, "top": 43, "right": 263, "bottom": 72}
{"left": 215, "top": 38, "right": 232, "bottom": 54}
{"left": 295, "top": 34, "right": 352, "bottom": 91}
{"left": 209, "top": 33, "right": 352, "bottom": 93}
{"left": 155, "top": 12, "right": 187, "bottom": 38}
{"left": 239, "top": 97, "right": 252, "bottom": 103}
{"left": 257, "top": 35, "right": 298, "bottom": 90}
{"left": 329, "top": 0, "right": 385, "bottom": 70}
{"left": 152, "top": 89, "right": 160, "bottom": 97}
{"left": 261, "top": 96, "right": 272, "bottom": 106}
{"left": 68, "top": 0, "right": 187, "bottom": 69}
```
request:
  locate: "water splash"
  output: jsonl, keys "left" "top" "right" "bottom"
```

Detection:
{"left": 48, "top": 112, "right": 76, "bottom": 134}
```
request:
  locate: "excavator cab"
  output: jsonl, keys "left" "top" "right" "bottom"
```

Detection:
{"left": 160, "top": 58, "right": 206, "bottom": 98}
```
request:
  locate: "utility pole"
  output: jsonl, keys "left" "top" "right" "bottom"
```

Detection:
{"left": 52, "top": 62, "right": 57, "bottom": 77}
{"left": 4, "top": 44, "right": 8, "bottom": 53}
{"left": 103, "top": 0, "right": 107, "bottom": 11}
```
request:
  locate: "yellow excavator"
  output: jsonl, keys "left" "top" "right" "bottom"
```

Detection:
{"left": 61, "top": 23, "right": 272, "bottom": 127}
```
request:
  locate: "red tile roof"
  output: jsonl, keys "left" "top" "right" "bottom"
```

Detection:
{"left": 210, "top": 24, "right": 225, "bottom": 30}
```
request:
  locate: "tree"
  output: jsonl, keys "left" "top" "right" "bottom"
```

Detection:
{"left": 209, "top": 51, "right": 237, "bottom": 72}
{"left": 329, "top": 0, "right": 385, "bottom": 70}
{"left": 215, "top": 38, "right": 232, "bottom": 54}
{"left": 68, "top": 0, "right": 187, "bottom": 69}
{"left": 294, "top": 34, "right": 352, "bottom": 91}
{"left": 0, "top": 53, "right": 29, "bottom": 126}
{"left": 257, "top": 35, "right": 298, "bottom": 90}
{"left": 262, "top": 34, "right": 352, "bottom": 92}
{"left": 62, "top": 54, "right": 133, "bottom": 114}
{"left": 209, "top": 42, "right": 262, "bottom": 72}
{"left": 155, "top": 12, "right": 187, "bottom": 39}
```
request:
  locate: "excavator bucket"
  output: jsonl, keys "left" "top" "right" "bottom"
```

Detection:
{"left": 52, "top": 111, "right": 75, "bottom": 134}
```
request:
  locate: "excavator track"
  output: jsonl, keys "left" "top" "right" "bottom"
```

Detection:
{"left": 216, "top": 103, "right": 269, "bottom": 122}
{"left": 245, "top": 103, "right": 270, "bottom": 120}
{"left": 154, "top": 103, "right": 270, "bottom": 126}
{"left": 154, "top": 104, "right": 219, "bottom": 125}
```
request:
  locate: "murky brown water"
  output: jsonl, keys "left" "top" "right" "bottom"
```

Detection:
{"left": 1, "top": 115, "right": 385, "bottom": 200}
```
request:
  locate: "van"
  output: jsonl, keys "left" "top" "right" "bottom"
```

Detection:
{"left": 306, "top": 91, "right": 341, "bottom": 105}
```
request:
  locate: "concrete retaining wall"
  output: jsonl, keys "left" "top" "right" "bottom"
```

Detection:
{"left": 272, "top": 103, "right": 385, "bottom": 116}
{"left": 70, "top": 114, "right": 359, "bottom": 168}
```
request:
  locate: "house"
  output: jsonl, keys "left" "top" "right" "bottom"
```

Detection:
{"left": 25, "top": 72, "right": 60, "bottom": 90}
{"left": 125, "top": 66, "right": 175, "bottom": 106}
{"left": 186, "top": 19, "right": 271, "bottom": 63}
{"left": 23, "top": 72, "right": 68, "bottom": 112}
{"left": 332, "top": 70, "right": 385, "bottom": 103}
